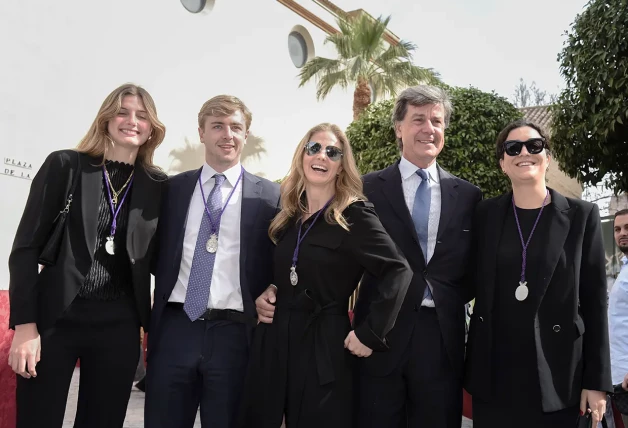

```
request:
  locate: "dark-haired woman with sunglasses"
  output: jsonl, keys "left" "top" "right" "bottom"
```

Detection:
{"left": 464, "top": 119, "right": 611, "bottom": 427}
{"left": 240, "top": 123, "right": 412, "bottom": 428}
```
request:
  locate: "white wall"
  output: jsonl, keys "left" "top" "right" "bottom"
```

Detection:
{"left": 0, "top": 0, "right": 356, "bottom": 289}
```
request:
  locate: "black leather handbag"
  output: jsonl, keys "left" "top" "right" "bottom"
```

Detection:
{"left": 37, "top": 152, "right": 81, "bottom": 266}
{"left": 612, "top": 383, "right": 628, "bottom": 415}
{"left": 576, "top": 414, "right": 608, "bottom": 428}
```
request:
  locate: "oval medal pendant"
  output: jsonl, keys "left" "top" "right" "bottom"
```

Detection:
{"left": 290, "top": 266, "right": 298, "bottom": 286}
{"left": 206, "top": 233, "right": 218, "bottom": 253}
{"left": 105, "top": 236, "right": 115, "bottom": 255}
{"left": 515, "top": 281, "right": 529, "bottom": 301}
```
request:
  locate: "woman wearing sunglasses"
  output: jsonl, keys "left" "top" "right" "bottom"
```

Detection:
{"left": 464, "top": 119, "right": 611, "bottom": 427}
{"left": 241, "top": 123, "right": 412, "bottom": 428}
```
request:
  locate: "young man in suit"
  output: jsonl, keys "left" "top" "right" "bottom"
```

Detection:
{"left": 255, "top": 85, "right": 481, "bottom": 427}
{"left": 145, "top": 95, "right": 280, "bottom": 428}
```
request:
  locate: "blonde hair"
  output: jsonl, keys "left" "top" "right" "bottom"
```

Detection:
{"left": 197, "top": 95, "right": 252, "bottom": 130}
{"left": 76, "top": 83, "right": 166, "bottom": 175}
{"left": 269, "top": 123, "right": 365, "bottom": 243}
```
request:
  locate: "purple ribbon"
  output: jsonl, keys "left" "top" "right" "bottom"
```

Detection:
{"left": 291, "top": 197, "right": 334, "bottom": 269}
{"left": 198, "top": 166, "right": 244, "bottom": 235}
{"left": 512, "top": 190, "right": 549, "bottom": 284}
{"left": 102, "top": 166, "right": 134, "bottom": 237}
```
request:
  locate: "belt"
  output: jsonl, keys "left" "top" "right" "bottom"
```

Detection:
{"left": 167, "top": 302, "right": 254, "bottom": 326}
{"left": 277, "top": 290, "right": 346, "bottom": 386}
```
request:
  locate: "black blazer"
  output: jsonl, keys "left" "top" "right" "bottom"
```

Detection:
{"left": 464, "top": 189, "right": 612, "bottom": 412}
{"left": 9, "top": 149, "right": 163, "bottom": 331}
{"left": 149, "top": 168, "right": 280, "bottom": 348}
{"left": 353, "top": 161, "right": 482, "bottom": 378}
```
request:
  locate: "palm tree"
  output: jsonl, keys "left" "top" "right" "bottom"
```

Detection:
{"left": 298, "top": 14, "right": 439, "bottom": 120}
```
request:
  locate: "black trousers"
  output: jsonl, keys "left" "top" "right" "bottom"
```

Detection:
{"left": 357, "top": 307, "right": 462, "bottom": 428}
{"left": 16, "top": 296, "right": 140, "bottom": 428}
{"left": 145, "top": 304, "right": 248, "bottom": 428}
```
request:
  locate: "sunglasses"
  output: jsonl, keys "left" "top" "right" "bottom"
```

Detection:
{"left": 503, "top": 138, "right": 546, "bottom": 156}
{"left": 304, "top": 141, "right": 343, "bottom": 162}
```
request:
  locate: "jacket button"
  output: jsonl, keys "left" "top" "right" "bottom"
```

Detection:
{"left": 413, "top": 304, "right": 419, "bottom": 312}
{"left": 553, "top": 325, "right": 561, "bottom": 332}
{"left": 422, "top": 269, "right": 428, "bottom": 277}
{"left": 130, "top": 258, "right": 135, "bottom": 265}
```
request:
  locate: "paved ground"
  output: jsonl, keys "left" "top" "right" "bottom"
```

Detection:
{"left": 63, "top": 368, "right": 473, "bottom": 427}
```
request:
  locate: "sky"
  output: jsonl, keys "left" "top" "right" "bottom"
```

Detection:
{"left": 337, "top": 0, "right": 588, "bottom": 103}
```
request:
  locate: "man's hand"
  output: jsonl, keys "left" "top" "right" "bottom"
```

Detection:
{"left": 8, "top": 323, "right": 41, "bottom": 378}
{"left": 344, "top": 330, "right": 373, "bottom": 357}
{"left": 622, "top": 373, "right": 628, "bottom": 391}
{"left": 256, "top": 285, "right": 277, "bottom": 324}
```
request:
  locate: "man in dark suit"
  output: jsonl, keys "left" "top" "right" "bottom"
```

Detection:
{"left": 255, "top": 85, "right": 481, "bottom": 427}
{"left": 353, "top": 85, "right": 481, "bottom": 427}
{"left": 145, "top": 95, "right": 280, "bottom": 428}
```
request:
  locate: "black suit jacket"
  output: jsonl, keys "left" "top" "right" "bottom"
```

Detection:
{"left": 464, "top": 189, "right": 612, "bottom": 412}
{"left": 149, "top": 168, "right": 280, "bottom": 349}
{"left": 353, "top": 161, "right": 482, "bottom": 378}
{"left": 9, "top": 149, "right": 163, "bottom": 331}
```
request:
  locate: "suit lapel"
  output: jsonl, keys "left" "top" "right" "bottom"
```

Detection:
{"left": 536, "top": 189, "right": 572, "bottom": 302}
{"left": 483, "top": 193, "right": 511, "bottom": 313}
{"left": 379, "top": 163, "right": 420, "bottom": 246}
{"left": 125, "top": 165, "right": 152, "bottom": 259}
{"left": 81, "top": 156, "right": 102, "bottom": 261}
{"left": 435, "top": 166, "right": 459, "bottom": 241}
{"left": 173, "top": 168, "right": 202, "bottom": 268}
{"left": 239, "top": 171, "right": 262, "bottom": 292}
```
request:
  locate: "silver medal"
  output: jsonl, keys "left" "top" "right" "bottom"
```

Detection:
{"left": 105, "top": 236, "right": 115, "bottom": 255}
{"left": 206, "top": 233, "right": 218, "bottom": 253}
{"left": 290, "top": 266, "right": 298, "bottom": 286}
{"left": 515, "top": 281, "right": 529, "bottom": 301}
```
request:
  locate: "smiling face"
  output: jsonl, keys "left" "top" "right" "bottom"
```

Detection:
{"left": 198, "top": 110, "right": 248, "bottom": 172}
{"left": 395, "top": 103, "right": 445, "bottom": 168}
{"left": 302, "top": 131, "right": 343, "bottom": 190}
{"left": 107, "top": 95, "right": 152, "bottom": 149}
{"left": 499, "top": 126, "right": 550, "bottom": 185}
{"left": 615, "top": 214, "right": 628, "bottom": 254}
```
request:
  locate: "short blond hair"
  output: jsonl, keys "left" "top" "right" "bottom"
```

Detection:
{"left": 197, "top": 95, "right": 252, "bottom": 130}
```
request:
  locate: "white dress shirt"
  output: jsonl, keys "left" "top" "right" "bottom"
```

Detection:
{"left": 609, "top": 255, "right": 628, "bottom": 385}
{"left": 398, "top": 156, "right": 441, "bottom": 306}
{"left": 169, "top": 163, "right": 244, "bottom": 311}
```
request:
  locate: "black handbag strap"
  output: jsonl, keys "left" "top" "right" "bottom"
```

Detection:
{"left": 54, "top": 151, "right": 82, "bottom": 221}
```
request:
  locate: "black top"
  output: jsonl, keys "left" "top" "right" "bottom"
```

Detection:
{"left": 491, "top": 203, "right": 553, "bottom": 407}
{"left": 79, "top": 160, "right": 134, "bottom": 300}
{"left": 242, "top": 201, "right": 412, "bottom": 428}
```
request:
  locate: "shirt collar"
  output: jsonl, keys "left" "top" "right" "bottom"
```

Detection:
{"left": 398, "top": 156, "right": 439, "bottom": 183}
{"left": 200, "top": 162, "right": 243, "bottom": 187}
{"left": 622, "top": 255, "right": 628, "bottom": 266}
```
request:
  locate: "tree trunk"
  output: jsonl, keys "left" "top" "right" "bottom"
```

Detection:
{"left": 353, "top": 77, "right": 371, "bottom": 121}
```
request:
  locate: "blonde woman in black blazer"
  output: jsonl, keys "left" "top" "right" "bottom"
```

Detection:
{"left": 8, "top": 84, "right": 165, "bottom": 428}
{"left": 464, "top": 120, "right": 611, "bottom": 427}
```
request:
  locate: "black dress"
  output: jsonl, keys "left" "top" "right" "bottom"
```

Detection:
{"left": 472, "top": 204, "right": 580, "bottom": 427}
{"left": 241, "top": 201, "right": 412, "bottom": 428}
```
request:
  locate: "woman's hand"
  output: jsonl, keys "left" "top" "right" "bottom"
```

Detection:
{"left": 8, "top": 323, "right": 41, "bottom": 378}
{"left": 344, "top": 330, "right": 373, "bottom": 357}
{"left": 580, "top": 389, "right": 606, "bottom": 425}
{"left": 622, "top": 373, "right": 628, "bottom": 391}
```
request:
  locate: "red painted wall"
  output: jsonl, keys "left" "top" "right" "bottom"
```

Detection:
{"left": 0, "top": 291, "right": 16, "bottom": 428}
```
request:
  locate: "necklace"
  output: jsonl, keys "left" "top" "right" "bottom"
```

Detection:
{"left": 104, "top": 166, "right": 134, "bottom": 206}
{"left": 290, "top": 198, "right": 333, "bottom": 286}
{"left": 512, "top": 190, "right": 549, "bottom": 301}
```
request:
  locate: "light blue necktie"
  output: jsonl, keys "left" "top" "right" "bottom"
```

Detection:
{"left": 412, "top": 169, "right": 433, "bottom": 300}
{"left": 184, "top": 173, "right": 225, "bottom": 321}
